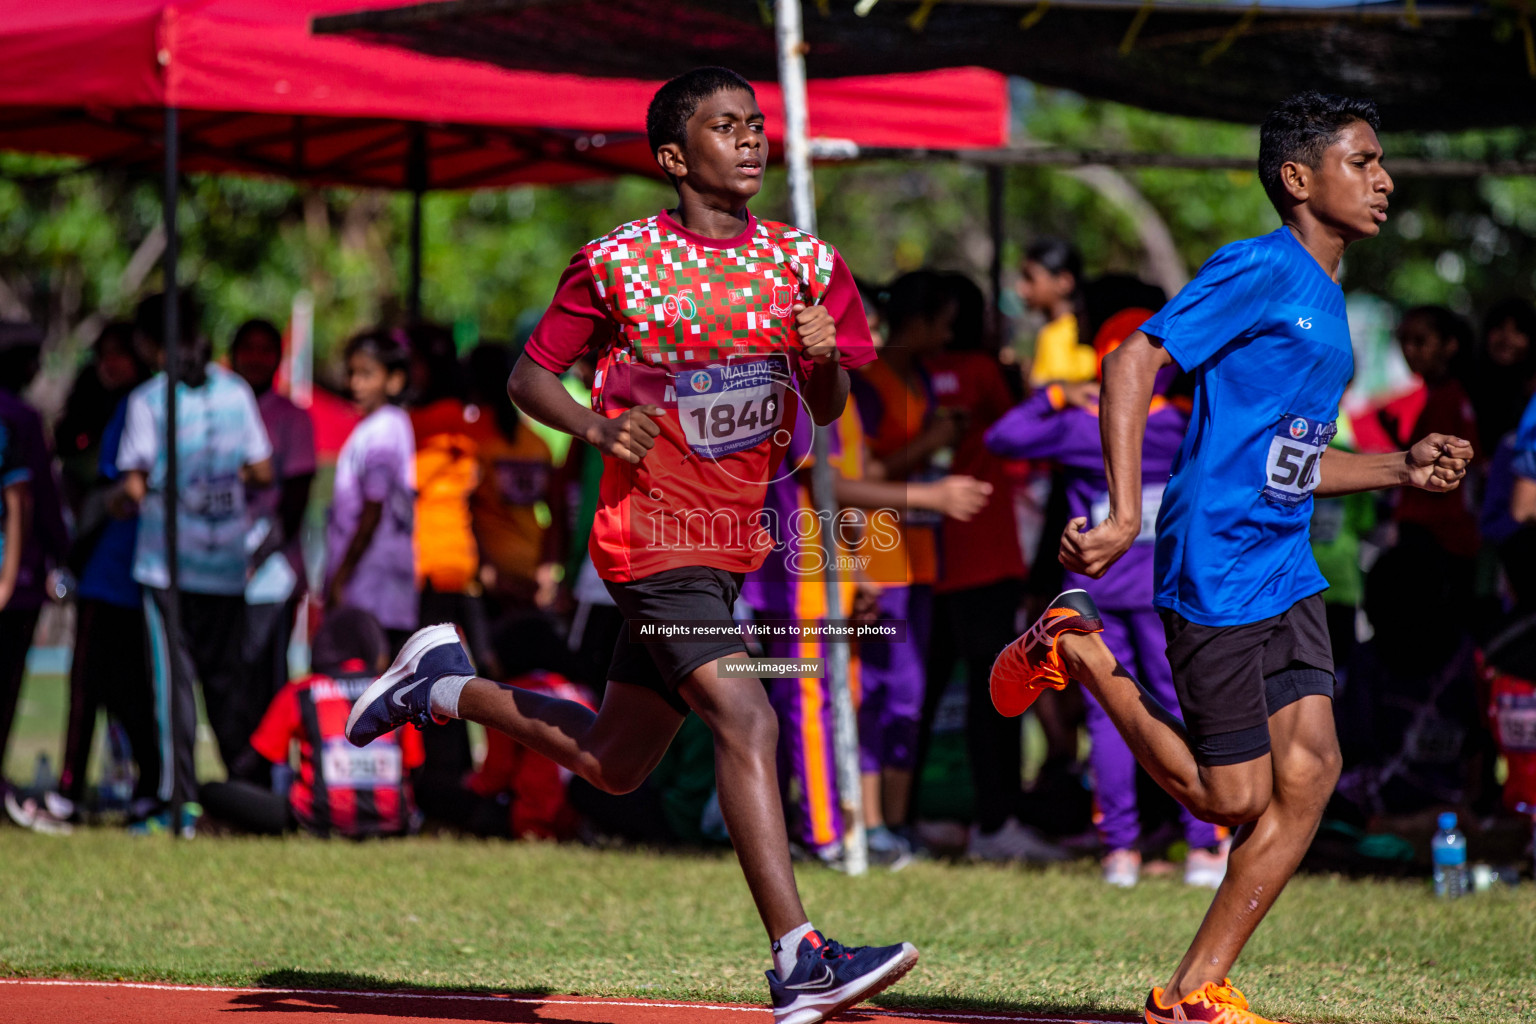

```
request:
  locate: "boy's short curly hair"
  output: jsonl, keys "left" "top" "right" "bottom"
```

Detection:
{"left": 646, "top": 66, "right": 756, "bottom": 181}
{"left": 1258, "top": 92, "right": 1380, "bottom": 212}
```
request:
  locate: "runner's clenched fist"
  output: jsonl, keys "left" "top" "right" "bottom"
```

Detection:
{"left": 588, "top": 405, "right": 662, "bottom": 464}
{"left": 794, "top": 303, "right": 839, "bottom": 365}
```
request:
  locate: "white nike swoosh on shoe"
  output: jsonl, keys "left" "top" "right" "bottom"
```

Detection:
{"left": 783, "top": 966, "right": 837, "bottom": 992}
{"left": 344, "top": 624, "right": 461, "bottom": 740}
{"left": 775, "top": 945, "right": 919, "bottom": 1024}
{"left": 391, "top": 677, "right": 430, "bottom": 707}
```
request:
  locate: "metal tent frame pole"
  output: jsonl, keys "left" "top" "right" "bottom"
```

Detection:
{"left": 775, "top": 0, "right": 867, "bottom": 877}
{"left": 987, "top": 165, "right": 1006, "bottom": 343}
{"left": 407, "top": 123, "right": 427, "bottom": 321}
{"left": 162, "top": 107, "right": 184, "bottom": 834}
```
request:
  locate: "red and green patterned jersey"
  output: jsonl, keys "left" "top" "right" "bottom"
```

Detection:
{"left": 526, "top": 209, "right": 876, "bottom": 582}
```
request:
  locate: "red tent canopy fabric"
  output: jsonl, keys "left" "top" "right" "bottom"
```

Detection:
{"left": 305, "top": 386, "right": 363, "bottom": 460}
{"left": 0, "top": 1, "right": 1008, "bottom": 189}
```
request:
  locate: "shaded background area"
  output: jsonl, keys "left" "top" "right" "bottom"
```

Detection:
{"left": 317, "top": 0, "right": 1536, "bottom": 129}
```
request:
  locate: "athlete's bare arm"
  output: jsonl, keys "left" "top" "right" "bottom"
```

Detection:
{"left": 1513, "top": 477, "right": 1536, "bottom": 523}
{"left": 876, "top": 408, "right": 963, "bottom": 480}
{"left": 794, "top": 303, "right": 851, "bottom": 425}
{"left": 508, "top": 353, "right": 660, "bottom": 465}
{"left": 1059, "top": 330, "right": 1170, "bottom": 578}
{"left": 242, "top": 457, "right": 274, "bottom": 488}
{"left": 834, "top": 475, "right": 991, "bottom": 521}
{"left": 0, "top": 480, "right": 30, "bottom": 610}
{"left": 327, "top": 499, "right": 381, "bottom": 607}
{"left": 1314, "top": 434, "right": 1471, "bottom": 497}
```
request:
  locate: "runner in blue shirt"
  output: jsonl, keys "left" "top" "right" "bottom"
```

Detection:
{"left": 990, "top": 93, "right": 1473, "bottom": 1024}
{"left": 1507, "top": 391, "right": 1536, "bottom": 529}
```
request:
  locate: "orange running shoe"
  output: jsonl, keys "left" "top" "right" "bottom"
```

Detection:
{"left": 1144, "top": 979, "right": 1287, "bottom": 1024}
{"left": 989, "top": 589, "right": 1103, "bottom": 718}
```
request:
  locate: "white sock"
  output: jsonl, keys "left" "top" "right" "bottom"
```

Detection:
{"left": 772, "top": 921, "right": 817, "bottom": 978}
{"left": 428, "top": 675, "right": 475, "bottom": 719}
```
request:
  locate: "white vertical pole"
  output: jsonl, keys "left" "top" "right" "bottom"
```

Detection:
{"left": 775, "top": 0, "right": 867, "bottom": 877}
{"left": 283, "top": 289, "right": 315, "bottom": 680}
{"left": 162, "top": 106, "right": 185, "bottom": 833}
{"left": 287, "top": 290, "right": 314, "bottom": 409}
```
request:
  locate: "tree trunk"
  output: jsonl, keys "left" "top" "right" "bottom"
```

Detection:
{"left": 1068, "top": 165, "right": 1187, "bottom": 297}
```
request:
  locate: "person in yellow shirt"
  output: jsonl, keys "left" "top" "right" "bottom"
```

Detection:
{"left": 463, "top": 343, "right": 560, "bottom": 616}
{"left": 408, "top": 324, "right": 493, "bottom": 780}
{"left": 1020, "top": 238, "right": 1096, "bottom": 387}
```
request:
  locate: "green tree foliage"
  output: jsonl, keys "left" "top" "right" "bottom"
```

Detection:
{"left": 3, "top": 83, "right": 1535, "bottom": 399}
{"left": 1015, "top": 87, "right": 1536, "bottom": 319}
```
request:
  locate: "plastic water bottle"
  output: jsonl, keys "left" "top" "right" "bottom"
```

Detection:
{"left": 31, "top": 753, "right": 55, "bottom": 794}
{"left": 96, "top": 720, "right": 135, "bottom": 813}
{"left": 1431, "top": 811, "right": 1468, "bottom": 898}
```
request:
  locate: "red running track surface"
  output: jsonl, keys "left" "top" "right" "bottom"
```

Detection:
{"left": 0, "top": 979, "right": 1139, "bottom": 1024}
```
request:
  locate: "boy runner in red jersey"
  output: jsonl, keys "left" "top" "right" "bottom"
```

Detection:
{"left": 346, "top": 67, "right": 917, "bottom": 1024}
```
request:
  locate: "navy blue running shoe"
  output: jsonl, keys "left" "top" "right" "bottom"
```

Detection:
{"left": 345, "top": 623, "right": 472, "bottom": 746}
{"left": 767, "top": 930, "right": 919, "bottom": 1024}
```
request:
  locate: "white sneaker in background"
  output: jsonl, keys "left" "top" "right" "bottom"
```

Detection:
{"left": 4, "top": 791, "right": 72, "bottom": 836}
{"left": 1184, "top": 838, "right": 1230, "bottom": 888}
{"left": 43, "top": 791, "right": 75, "bottom": 821}
{"left": 1102, "top": 847, "right": 1141, "bottom": 887}
{"left": 866, "top": 825, "right": 915, "bottom": 872}
{"left": 967, "top": 818, "right": 1070, "bottom": 862}
{"left": 3, "top": 790, "right": 33, "bottom": 829}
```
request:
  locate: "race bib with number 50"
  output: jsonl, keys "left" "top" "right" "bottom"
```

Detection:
{"left": 1262, "top": 413, "right": 1336, "bottom": 507}
{"left": 676, "top": 355, "right": 790, "bottom": 460}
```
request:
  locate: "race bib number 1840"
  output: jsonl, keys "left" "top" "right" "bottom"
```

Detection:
{"left": 677, "top": 355, "right": 790, "bottom": 460}
{"left": 1262, "top": 413, "right": 1336, "bottom": 507}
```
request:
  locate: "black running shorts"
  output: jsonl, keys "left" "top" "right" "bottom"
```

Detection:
{"left": 1161, "top": 594, "right": 1335, "bottom": 766}
{"left": 603, "top": 566, "right": 748, "bottom": 715}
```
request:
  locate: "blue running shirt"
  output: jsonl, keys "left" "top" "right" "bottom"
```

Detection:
{"left": 1139, "top": 227, "right": 1355, "bottom": 626}
{"left": 1510, "top": 391, "right": 1536, "bottom": 481}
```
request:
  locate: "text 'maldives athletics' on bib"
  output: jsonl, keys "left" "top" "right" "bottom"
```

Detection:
{"left": 524, "top": 209, "right": 876, "bottom": 583}
{"left": 1138, "top": 227, "right": 1355, "bottom": 627}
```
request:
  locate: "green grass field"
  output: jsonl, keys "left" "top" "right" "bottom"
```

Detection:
{"left": 2, "top": 830, "right": 1533, "bottom": 1023}
{"left": 4, "top": 672, "right": 70, "bottom": 786}
{"left": 5, "top": 671, "right": 232, "bottom": 793}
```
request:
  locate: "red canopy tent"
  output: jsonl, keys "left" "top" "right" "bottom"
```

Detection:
{"left": 0, "top": 0, "right": 1010, "bottom": 485}
{"left": 0, "top": 4, "right": 1008, "bottom": 805}
{"left": 0, "top": 1, "right": 1007, "bottom": 316}
{"left": 0, "top": 1, "right": 1008, "bottom": 190}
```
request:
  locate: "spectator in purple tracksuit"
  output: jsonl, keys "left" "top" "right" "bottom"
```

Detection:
{"left": 740, "top": 407, "right": 860, "bottom": 866}
{"left": 0, "top": 324, "right": 70, "bottom": 802}
{"left": 744, "top": 398, "right": 992, "bottom": 869}
{"left": 986, "top": 370, "right": 1226, "bottom": 888}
